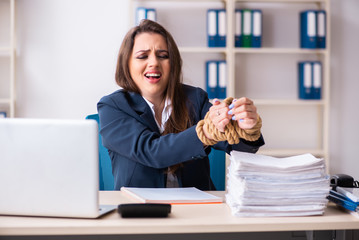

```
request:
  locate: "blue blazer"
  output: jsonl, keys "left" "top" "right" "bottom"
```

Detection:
{"left": 97, "top": 84, "right": 264, "bottom": 190}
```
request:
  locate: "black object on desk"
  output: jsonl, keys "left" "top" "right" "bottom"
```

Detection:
{"left": 118, "top": 203, "right": 171, "bottom": 218}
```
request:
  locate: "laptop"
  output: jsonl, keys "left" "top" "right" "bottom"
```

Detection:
{"left": 0, "top": 118, "right": 116, "bottom": 218}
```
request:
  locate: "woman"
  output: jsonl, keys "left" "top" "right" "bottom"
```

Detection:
{"left": 97, "top": 20, "right": 264, "bottom": 190}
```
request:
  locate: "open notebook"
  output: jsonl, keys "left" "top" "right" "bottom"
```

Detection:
{"left": 0, "top": 118, "right": 116, "bottom": 218}
{"left": 121, "top": 187, "right": 223, "bottom": 204}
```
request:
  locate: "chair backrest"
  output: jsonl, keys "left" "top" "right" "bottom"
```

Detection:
{"left": 85, "top": 114, "right": 225, "bottom": 191}
{"left": 86, "top": 114, "right": 114, "bottom": 190}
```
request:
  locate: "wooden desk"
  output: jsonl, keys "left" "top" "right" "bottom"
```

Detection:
{"left": 0, "top": 191, "right": 359, "bottom": 238}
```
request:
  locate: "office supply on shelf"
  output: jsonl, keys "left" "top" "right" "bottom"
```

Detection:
{"left": 207, "top": 9, "right": 226, "bottom": 47}
{"left": 328, "top": 190, "right": 358, "bottom": 212}
{"left": 312, "top": 61, "right": 322, "bottom": 99}
{"left": 121, "top": 187, "right": 223, "bottom": 204}
{"left": 298, "top": 61, "right": 322, "bottom": 100}
{"left": 206, "top": 60, "right": 217, "bottom": 99}
{"left": 206, "top": 60, "right": 227, "bottom": 99}
{"left": 0, "top": 118, "right": 116, "bottom": 218}
{"left": 217, "top": 9, "right": 226, "bottom": 47}
{"left": 316, "top": 10, "right": 326, "bottom": 48}
{"left": 118, "top": 203, "right": 171, "bottom": 218}
{"left": 217, "top": 60, "right": 227, "bottom": 99}
{"left": 242, "top": 9, "right": 252, "bottom": 48}
{"left": 136, "top": 7, "right": 157, "bottom": 25}
{"left": 226, "top": 151, "right": 329, "bottom": 217}
{"left": 207, "top": 9, "right": 217, "bottom": 47}
{"left": 330, "top": 173, "right": 359, "bottom": 188}
{"left": 300, "top": 10, "right": 317, "bottom": 49}
{"left": 235, "top": 9, "right": 243, "bottom": 47}
{"left": 0, "top": 111, "right": 6, "bottom": 118}
{"left": 336, "top": 187, "right": 359, "bottom": 203}
{"left": 298, "top": 61, "right": 313, "bottom": 99}
{"left": 251, "top": 9, "right": 262, "bottom": 48}
{"left": 328, "top": 174, "right": 359, "bottom": 215}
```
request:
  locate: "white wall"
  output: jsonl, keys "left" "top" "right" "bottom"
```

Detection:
{"left": 15, "top": 0, "right": 359, "bottom": 178}
{"left": 16, "top": 0, "right": 126, "bottom": 118}
{"left": 329, "top": 0, "right": 359, "bottom": 178}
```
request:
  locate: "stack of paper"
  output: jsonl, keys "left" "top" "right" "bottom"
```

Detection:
{"left": 226, "top": 151, "right": 330, "bottom": 217}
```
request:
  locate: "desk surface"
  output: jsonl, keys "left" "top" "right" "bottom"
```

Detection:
{"left": 1, "top": 191, "right": 359, "bottom": 236}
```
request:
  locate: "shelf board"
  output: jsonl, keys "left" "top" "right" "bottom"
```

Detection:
{"left": 0, "top": 47, "right": 11, "bottom": 56}
{"left": 179, "top": 47, "right": 327, "bottom": 55}
{"left": 179, "top": 47, "right": 226, "bottom": 53}
{"left": 253, "top": 99, "right": 325, "bottom": 105}
{"left": 234, "top": 48, "right": 328, "bottom": 54}
{"left": 235, "top": 0, "right": 328, "bottom": 3}
{"left": 0, "top": 98, "right": 11, "bottom": 104}
{"left": 257, "top": 148, "right": 325, "bottom": 157}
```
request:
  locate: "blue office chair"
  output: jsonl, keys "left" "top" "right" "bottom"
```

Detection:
{"left": 85, "top": 113, "right": 225, "bottom": 191}
{"left": 86, "top": 114, "right": 114, "bottom": 190}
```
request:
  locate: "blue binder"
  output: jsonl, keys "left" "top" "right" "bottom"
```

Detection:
{"left": 207, "top": 9, "right": 217, "bottom": 47}
{"left": 217, "top": 9, "right": 226, "bottom": 47}
{"left": 300, "top": 10, "right": 317, "bottom": 49}
{"left": 206, "top": 61, "right": 218, "bottom": 99}
{"left": 136, "top": 7, "right": 157, "bottom": 25}
{"left": 235, "top": 9, "right": 243, "bottom": 47}
{"left": 217, "top": 61, "right": 227, "bottom": 99}
{"left": 328, "top": 190, "right": 359, "bottom": 212}
{"left": 251, "top": 9, "right": 262, "bottom": 48}
{"left": 146, "top": 8, "right": 157, "bottom": 22}
{"left": 298, "top": 61, "right": 313, "bottom": 99}
{"left": 312, "top": 61, "right": 322, "bottom": 99}
{"left": 0, "top": 112, "right": 6, "bottom": 118}
{"left": 136, "top": 7, "right": 147, "bottom": 25}
{"left": 316, "top": 10, "right": 326, "bottom": 48}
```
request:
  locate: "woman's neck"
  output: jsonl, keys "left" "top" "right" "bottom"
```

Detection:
{"left": 145, "top": 96, "right": 165, "bottom": 126}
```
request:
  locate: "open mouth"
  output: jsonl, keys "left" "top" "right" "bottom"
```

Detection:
{"left": 144, "top": 72, "right": 161, "bottom": 82}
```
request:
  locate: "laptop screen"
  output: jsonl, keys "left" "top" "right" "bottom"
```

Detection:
{"left": 0, "top": 118, "right": 102, "bottom": 218}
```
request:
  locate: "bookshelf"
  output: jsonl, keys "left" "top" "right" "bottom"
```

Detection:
{"left": 129, "top": 0, "right": 331, "bottom": 168}
{"left": 0, "top": 0, "right": 16, "bottom": 118}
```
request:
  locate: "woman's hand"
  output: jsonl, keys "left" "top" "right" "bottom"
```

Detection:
{"left": 227, "top": 97, "right": 258, "bottom": 130}
{"left": 207, "top": 99, "right": 231, "bottom": 133}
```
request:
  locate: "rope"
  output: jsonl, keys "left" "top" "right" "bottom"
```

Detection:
{"left": 196, "top": 97, "right": 262, "bottom": 146}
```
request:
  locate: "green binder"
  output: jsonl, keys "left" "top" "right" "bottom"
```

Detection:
{"left": 242, "top": 9, "right": 252, "bottom": 47}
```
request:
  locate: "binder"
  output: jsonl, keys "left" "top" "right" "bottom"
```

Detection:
{"left": 312, "top": 61, "right": 322, "bottom": 99}
{"left": 206, "top": 61, "right": 218, "bottom": 99}
{"left": 298, "top": 62, "right": 313, "bottom": 99}
{"left": 235, "top": 9, "right": 243, "bottom": 47}
{"left": 217, "top": 61, "right": 227, "bottom": 99}
{"left": 251, "top": 9, "right": 262, "bottom": 48}
{"left": 328, "top": 190, "right": 359, "bottom": 212}
{"left": 136, "top": 7, "right": 147, "bottom": 25}
{"left": 207, "top": 9, "right": 217, "bottom": 47}
{"left": 316, "top": 10, "right": 326, "bottom": 49}
{"left": 300, "top": 10, "right": 317, "bottom": 49}
{"left": 242, "top": 9, "right": 252, "bottom": 48}
{"left": 146, "top": 8, "right": 157, "bottom": 22}
{"left": 217, "top": 9, "right": 227, "bottom": 47}
{"left": 135, "top": 7, "right": 157, "bottom": 25}
{"left": 0, "top": 112, "right": 6, "bottom": 118}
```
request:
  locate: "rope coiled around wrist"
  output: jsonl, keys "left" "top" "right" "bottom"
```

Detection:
{"left": 196, "top": 97, "right": 262, "bottom": 146}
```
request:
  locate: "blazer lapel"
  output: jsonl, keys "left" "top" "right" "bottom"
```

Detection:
{"left": 128, "top": 92, "right": 160, "bottom": 133}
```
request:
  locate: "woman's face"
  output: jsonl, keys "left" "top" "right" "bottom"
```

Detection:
{"left": 129, "top": 32, "right": 170, "bottom": 102}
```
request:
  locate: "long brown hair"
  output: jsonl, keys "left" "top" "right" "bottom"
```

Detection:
{"left": 115, "top": 20, "right": 191, "bottom": 173}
